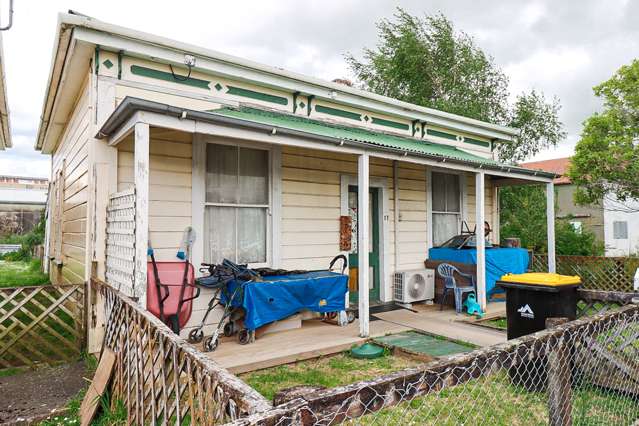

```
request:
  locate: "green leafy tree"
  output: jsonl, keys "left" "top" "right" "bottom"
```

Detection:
{"left": 499, "top": 185, "right": 548, "bottom": 252}
{"left": 346, "top": 9, "right": 565, "bottom": 162}
{"left": 569, "top": 60, "right": 639, "bottom": 210}
{"left": 500, "top": 186, "right": 604, "bottom": 255}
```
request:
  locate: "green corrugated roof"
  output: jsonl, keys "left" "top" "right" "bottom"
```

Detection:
{"left": 208, "top": 106, "right": 499, "bottom": 166}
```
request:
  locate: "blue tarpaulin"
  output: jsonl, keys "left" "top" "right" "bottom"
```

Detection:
{"left": 428, "top": 248, "right": 529, "bottom": 296}
{"left": 224, "top": 271, "right": 348, "bottom": 331}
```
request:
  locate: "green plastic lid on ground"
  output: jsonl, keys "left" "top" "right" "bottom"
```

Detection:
{"left": 350, "top": 343, "right": 385, "bottom": 359}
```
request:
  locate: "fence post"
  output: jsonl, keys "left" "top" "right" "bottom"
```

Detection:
{"left": 546, "top": 317, "right": 572, "bottom": 426}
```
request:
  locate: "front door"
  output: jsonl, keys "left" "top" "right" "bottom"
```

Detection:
{"left": 347, "top": 185, "right": 380, "bottom": 304}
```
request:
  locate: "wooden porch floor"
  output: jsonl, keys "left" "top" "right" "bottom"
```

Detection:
{"left": 204, "top": 302, "right": 507, "bottom": 374}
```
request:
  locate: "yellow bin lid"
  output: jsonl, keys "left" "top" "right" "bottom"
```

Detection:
{"left": 500, "top": 272, "right": 581, "bottom": 287}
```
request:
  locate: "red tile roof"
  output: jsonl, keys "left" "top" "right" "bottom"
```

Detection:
{"left": 520, "top": 157, "right": 572, "bottom": 185}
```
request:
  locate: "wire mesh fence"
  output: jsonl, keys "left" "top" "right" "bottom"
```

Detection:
{"left": 233, "top": 301, "right": 639, "bottom": 426}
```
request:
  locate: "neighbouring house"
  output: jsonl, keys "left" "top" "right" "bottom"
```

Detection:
{"left": 522, "top": 157, "right": 639, "bottom": 256}
{"left": 35, "top": 12, "right": 557, "bottom": 348}
{"left": 0, "top": 175, "right": 47, "bottom": 236}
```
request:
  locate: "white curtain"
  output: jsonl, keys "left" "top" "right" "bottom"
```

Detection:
{"left": 204, "top": 143, "right": 269, "bottom": 264}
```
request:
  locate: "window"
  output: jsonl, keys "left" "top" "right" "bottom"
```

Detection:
{"left": 570, "top": 221, "right": 582, "bottom": 234}
{"left": 613, "top": 221, "right": 628, "bottom": 239}
{"left": 204, "top": 143, "right": 270, "bottom": 264}
{"left": 431, "top": 172, "right": 461, "bottom": 246}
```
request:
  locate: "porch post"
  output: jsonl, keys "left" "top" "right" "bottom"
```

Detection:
{"left": 358, "top": 153, "right": 370, "bottom": 337}
{"left": 475, "top": 171, "right": 486, "bottom": 311}
{"left": 134, "top": 122, "right": 150, "bottom": 308}
{"left": 546, "top": 182, "right": 556, "bottom": 273}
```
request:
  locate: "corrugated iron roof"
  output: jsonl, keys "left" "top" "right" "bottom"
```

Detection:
{"left": 521, "top": 157, "right": 572, "bottom": 185}
{"left": 209, "top": 106, "right": 499, "bottom": 166}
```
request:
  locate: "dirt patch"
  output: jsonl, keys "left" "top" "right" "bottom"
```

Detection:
{"left": 0, "top": 361, "right": 87, "bottom": 424}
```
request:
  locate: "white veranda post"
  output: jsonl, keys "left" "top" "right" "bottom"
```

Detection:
{"left": 475, "top": 171, "right": 486, "bottom": 311}
{"left": 358, "top": 153, "right": 370, "bottom": 338}
{"left": 546, "top": 182, "right": 556, "bottom": 273}
{"left": 134, "top": 122, "right": 150, "bottom": 308}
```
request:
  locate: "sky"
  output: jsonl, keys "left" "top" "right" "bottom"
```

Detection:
{"left": 0, "top": 0, "right": 638, "bottom": 179}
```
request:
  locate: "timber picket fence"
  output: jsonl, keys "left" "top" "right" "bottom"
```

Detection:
{"left": 0, "top": 283, "right": 84, "bottom": 368}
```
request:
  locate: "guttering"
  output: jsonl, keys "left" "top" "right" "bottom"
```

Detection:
{"left": 96, "top": 97, "right": 556, "bottom": 180}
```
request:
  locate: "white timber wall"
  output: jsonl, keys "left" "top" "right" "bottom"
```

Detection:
{"left": 116, "top": 129, "right": 193, "bottom": 260}
{"left": 48, "top": 75, "right": 92, "bottom": 284}
{"left": 279, "top": 146, "right": 429, "bottom": 287}
{"left": 465, "top": 174, "right": 496, "bottom": 235}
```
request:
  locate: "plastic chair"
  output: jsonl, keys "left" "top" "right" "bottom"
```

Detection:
{"left": 436, "top": 263, "right": 476, "bottom": 313}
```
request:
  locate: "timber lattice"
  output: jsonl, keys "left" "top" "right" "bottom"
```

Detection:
{"left": 97, "top": 279, "right": 271, "bottom": 425}
{"left": 0, "top": 284, "right": 84, "bottom": 368}
{"left": 532, "top": 254, "right": 639, "bottom": 292}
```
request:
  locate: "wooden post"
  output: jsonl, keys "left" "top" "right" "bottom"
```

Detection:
{"left": 86, "top": 76, "right": 118, "bottom": 354}
{"left": 134, "top": 122, "right": 150, "bottom": 308}
{"left": 546, "top": 317, "right": 572, "bottom": 426}
{"left": 475, "top": 171, "right": 486, "bottom": 311}
{"left": 547, "top": 182, "right": 556, "bottom": 273}
{"left": 358, "top": 153, "right": 370, "bottom": 338}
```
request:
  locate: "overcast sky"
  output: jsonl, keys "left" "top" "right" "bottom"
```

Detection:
{"left": 0, "top": 0, "right": 637, "bottom": 178}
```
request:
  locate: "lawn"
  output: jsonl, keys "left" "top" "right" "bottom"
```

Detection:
{"left": 357, "top": 371, "right": 639, "bottom": 425}
{"left": 0, "top": 259, "right": 50, "bottom": 287}
{"left": 481, "top": 316, "right": 507, "bottom": 330}
{"left": 240, "top": 350, "right": 422, "bottom": 401}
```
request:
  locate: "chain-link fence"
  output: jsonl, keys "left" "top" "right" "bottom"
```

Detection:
{"left": 232, "top": 301, "right": 639, "bottom": 425}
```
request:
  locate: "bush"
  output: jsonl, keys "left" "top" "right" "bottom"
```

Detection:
{"left": 555, "top": 220, "right": 605, "bottom": 256}
{"left": 500, "top": 186, "right": 605, "bottom": 256}
{"left": 0, "top": 213, "right": 45, "bottom": 262}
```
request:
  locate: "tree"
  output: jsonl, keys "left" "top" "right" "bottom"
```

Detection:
{"left": 568, "top": 59, "right": 639, "bottom": 211}
{"left": 346, "top": 9, "right": 565, "bottom": 163}
{"left": 499, "top": 185, "right": 604, "bottom": 256}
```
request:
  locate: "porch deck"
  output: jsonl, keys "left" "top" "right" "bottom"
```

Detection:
{"left": 206, "top": 302, "right": 506, "bottom": 374}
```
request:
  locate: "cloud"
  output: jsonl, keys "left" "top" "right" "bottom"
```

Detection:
{"left": 0, "top": 0, "right": 637, "bottom": 173}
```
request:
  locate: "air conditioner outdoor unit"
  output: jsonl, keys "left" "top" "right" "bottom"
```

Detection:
{"left": 393, "top": 269, "right": 435, "bottom": 304}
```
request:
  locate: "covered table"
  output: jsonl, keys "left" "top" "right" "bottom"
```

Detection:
{"left": 428, "top": 247, "right": 529, "bottom": 297}
{"left": 224, "top": 271, "right": 348, "bottom": 331}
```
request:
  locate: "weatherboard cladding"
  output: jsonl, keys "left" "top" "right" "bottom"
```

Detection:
{"left": 121, "top": 58, "right": 494, "bottom": 148}
{"left": 208, "top": 106, "right": 498, "bottom": 165}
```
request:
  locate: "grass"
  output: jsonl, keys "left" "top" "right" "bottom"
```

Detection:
{"left": 0, "top": 366, "right": 25, "bottom": 377}
{"left": 38, "top": 355, "right": 126, "bottom": 426}
{"left": 357, "top": 371, "right": 639, "bottom": 425}
{"left": 0, "top": 259, "right": 49, "bottom": 287}
{"left": 240, "top": 350, "right": 421, "bottom": 401}
{"left": 38, "top": 390, "right": 127, "bottom": 426}
{"left": 481, "top": 316, "right": 508, "bottom": 330}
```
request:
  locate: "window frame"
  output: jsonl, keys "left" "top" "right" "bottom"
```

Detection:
{"left": 613, "top": 220, "right": 628, "bottom": 240}
{"left": 430, "top": 171, "right": 464, "bottom": 247}
{"left": 195, "top": 136, "right": 276, "bottom": 268}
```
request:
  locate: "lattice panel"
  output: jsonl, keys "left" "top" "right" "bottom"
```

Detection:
{"left": 105, "top": 188, "right": 136, "bottom": 297}
{"left": 0, "top": 284, "right": 84, "bottom": 368}
{"left": 532, "top": 254, "right": 639, "bottom": 292}
{"left": 97, "top": 279, "right": 270, "bottom": 425}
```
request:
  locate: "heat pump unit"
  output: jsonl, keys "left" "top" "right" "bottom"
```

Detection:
{"left": 393, "top": 269, "right": 435, "bottom": 304}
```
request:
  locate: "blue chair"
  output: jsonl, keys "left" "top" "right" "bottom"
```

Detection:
{"left": 436, "top": 263, "right": 476, "bottom": 313}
